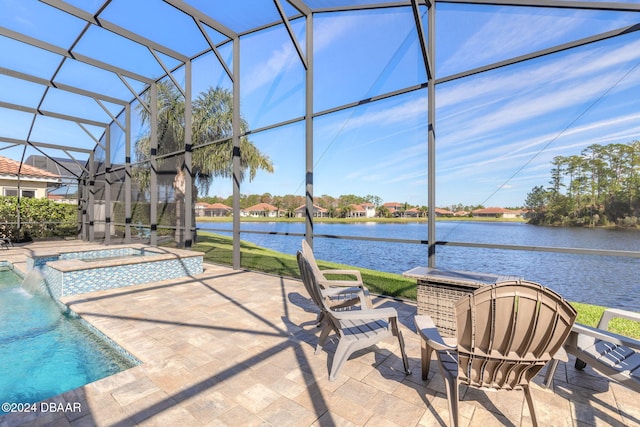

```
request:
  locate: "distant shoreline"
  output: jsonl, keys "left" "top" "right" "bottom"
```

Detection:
{"left": 196, "top": 216, "right": 527, "bottom": 224}
{"left": 195, "top": 216, "right": 640, "bottom": 229}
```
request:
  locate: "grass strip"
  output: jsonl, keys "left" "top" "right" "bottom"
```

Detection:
{"left": 184, "top": 231, "right": 639, "bottom": 339}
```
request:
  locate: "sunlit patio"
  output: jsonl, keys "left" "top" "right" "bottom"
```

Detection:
{"left": 0, "top": 241, "right": 637, "bottom": 427}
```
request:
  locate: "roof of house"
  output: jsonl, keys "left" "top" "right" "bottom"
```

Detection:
{"left": 472, "top": 207, "right": 519, "bottom": 214}
{"left": 435, "top": 208, "right": 454, "bottom": 215}
{"left": 383, "top": 202, "right": 402, "bottom": 207}
{"left": 207, "top": 203, "right": 232, "bottom": 210}
{"left": 295, "top": 204, "right": 327, "bottom": 212}
{"left": 244, "top": 202, "right": 278, "bottom": 212}
{"left": 0, "top": 156, "right": 60, "bottom": 180}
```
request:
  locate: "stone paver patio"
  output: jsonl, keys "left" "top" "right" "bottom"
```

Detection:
{"left": 1, "top": 241, "right": 638, "bottom": 426}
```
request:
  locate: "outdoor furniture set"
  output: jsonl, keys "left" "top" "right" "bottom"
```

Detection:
{"left": 297, "top": 240, "right": 640, "bottom": 426}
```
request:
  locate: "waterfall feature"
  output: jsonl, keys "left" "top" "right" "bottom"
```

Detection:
{"left": 21, "top": 268, "right": 49, "bottom": 296}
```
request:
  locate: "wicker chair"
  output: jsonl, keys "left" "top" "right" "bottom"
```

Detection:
{"left": 297, "top": 251, "right": 410, "bottom": 381}
{"left": 415, "top": 280, "right": 577, "bottom": 427}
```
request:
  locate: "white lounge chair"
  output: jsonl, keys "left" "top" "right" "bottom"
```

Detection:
{"left": 297, "top": 251, "right": 411, "bottom": 381}
{"left": 544, "top": 308, "right": 640, "bottom": 392}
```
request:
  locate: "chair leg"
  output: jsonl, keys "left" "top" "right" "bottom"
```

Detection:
{"left": 421, "top": 340, "right": 434, "bottom": 380}
{"left": 542, "top": 358, "right": 559, "bottom": 389}
{"left": 362, "top": 291, "right": 373, "bottom": 309}
{"left": 315, "top": 311, "right": 326, "bottom": 327}
{"left": 330, "top": 339, "right": 355, "bottom": 381}
{"left": 396, "top": 329, "right": 411, "bottom": 375}
{"left": 390, "top": 318, "right": 411, "bottom": 375}
{"left": 315, "top": 323, "right": 332, "bottom": 354}
{"left": 523, "top": 384, "right": 538, "bottom": 427}
{"left": 443, "top": 375, "right": 459, "bottom": 427}
{"left": 575, "top": 358, "right": 587, "bottom": 370}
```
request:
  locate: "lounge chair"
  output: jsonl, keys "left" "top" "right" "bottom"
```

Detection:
{"left": 301, "top": 239, "right": 372, "bottom": 311}
{"left": 415, "top": 280, "right": 576, "bottom": 427}
{"left": 1, "top": 237, "right": 13, "bottom": 249}
{"left": 543, "top": 308, "right": 640, "bottom": 392}
{"left": 135, "top": 221, "right": 150, "bottom": 239}
{"left": 297, "top": 251, "right": 411, "bottom": 381}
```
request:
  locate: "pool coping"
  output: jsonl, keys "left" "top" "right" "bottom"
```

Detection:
{"left": 32, "top": 244, "right": 200, "bottom": 273}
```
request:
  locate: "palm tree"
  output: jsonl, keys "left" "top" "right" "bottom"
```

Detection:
{"left": 135, "top": 81, "right": 274, "bottom": 244}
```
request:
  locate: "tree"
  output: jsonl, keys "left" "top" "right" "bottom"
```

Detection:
{"left": 529, "top": 140, "right": 640, "bottom": 226}
{"left": 525, "top": 186, "right": 548, "bottom": 210}
{"left": 581, "top": 144, "right": 607, "bottom": 209}
{"left": 548, "top": 156, "right": 566, "bottom": 195}
{"left": 364, "top": 194, "right": 382, "bottom": 207}
{"left": 338, "top": 194, "right": 365, "bottom": 206}
{"left": 136, "top": 81, "right": 274, "bottom": 245}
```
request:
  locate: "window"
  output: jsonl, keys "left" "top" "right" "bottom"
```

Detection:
{"left": 2, "top": 188, "right": 37, "bottom": 198}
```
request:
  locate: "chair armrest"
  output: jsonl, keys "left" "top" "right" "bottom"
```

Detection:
{"left": 414, "top": 315, "right": 456, "bottom": 352}
{"left": 321, "top": 286, "right": 365, "bottom": 296}
{"left": 319, "top": 269, "right": 363, "bottom": 282}
{"left": 323, "top": 287, "right": 370, "bottom": 307}
{"left": 598, "top": 308, "right": 640, "bottom": 330}
{"left": 320, "top": 280, "right": 368, "bottom": 290}
{"left": 572, "top": 323, "right": 640, "bottom": 351}
{"left": 332, "top": 307, "right": 398, "bottom": 321}
{"left": 551, "top": 346, "right": 569, "bottom": 363}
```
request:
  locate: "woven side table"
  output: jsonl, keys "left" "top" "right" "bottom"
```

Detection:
{"left": 404, "top": 267, "right": 522, "bottom": 337}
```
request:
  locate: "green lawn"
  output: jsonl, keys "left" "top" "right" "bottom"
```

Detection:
{"left": 182, "top": 231, "right": 640, "bottom": 339}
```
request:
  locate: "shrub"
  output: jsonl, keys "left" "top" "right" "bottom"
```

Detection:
{"left": 0, "top": 196, "right": 77, "bottom": 240}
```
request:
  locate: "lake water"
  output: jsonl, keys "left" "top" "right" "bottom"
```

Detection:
{"left": 196, "top": 221, "right": 640, "bottom": 311}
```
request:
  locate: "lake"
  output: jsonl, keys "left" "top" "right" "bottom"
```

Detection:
{"left": 196, "top": 221, "right": 640, "bottom": 311}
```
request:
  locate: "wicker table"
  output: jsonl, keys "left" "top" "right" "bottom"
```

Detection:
{"left": 404, "top": 267, "right": 522, "bottom": 337}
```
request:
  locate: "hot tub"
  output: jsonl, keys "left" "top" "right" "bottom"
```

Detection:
{"left": 26, "top": 244, "right": 203, "bottom": 298}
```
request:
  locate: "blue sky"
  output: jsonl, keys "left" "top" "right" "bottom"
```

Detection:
{"left": 234, "top": 4, "right": 640, "bottom": 208}
{"left": 1, "top": 1, "right": 640, "bottom": 208}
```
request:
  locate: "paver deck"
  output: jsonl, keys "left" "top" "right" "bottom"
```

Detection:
{"left": 1, "top": 241, "right": 638, "bottom": 426}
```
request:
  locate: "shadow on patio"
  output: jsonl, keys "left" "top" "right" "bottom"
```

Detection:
{"left": 1, "top": 242, "right": 639, "bottom": 426}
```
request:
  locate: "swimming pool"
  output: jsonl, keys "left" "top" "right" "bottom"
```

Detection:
{"left": 0, "top": 267, "right": 138, "bottom": 412}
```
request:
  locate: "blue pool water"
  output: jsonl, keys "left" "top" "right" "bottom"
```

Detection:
{"left": 0, "top": 267, "right": 137, "bottom": 412}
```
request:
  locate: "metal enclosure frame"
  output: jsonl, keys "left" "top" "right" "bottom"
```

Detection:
{"left": 1, "top": 0, "right": 640, "bottom": 268}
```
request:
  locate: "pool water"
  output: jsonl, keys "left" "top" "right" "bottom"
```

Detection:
{"left": 0, "top": 268, "right": 136, "bottom": 411}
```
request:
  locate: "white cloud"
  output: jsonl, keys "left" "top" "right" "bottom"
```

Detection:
{"left": 438, "top": 39, "right": 640, "bottom": 152}
{"left": 242, "top": 13, "right": 368, "bottom": 96}
{"left": 438, "top": 37, "right": 640, "bottom": 113}
{"left": 440, "top": 8, "right": 583, "bottom": 75}
{"left": 242, "top": 42, "right": 297, "bottom": 95}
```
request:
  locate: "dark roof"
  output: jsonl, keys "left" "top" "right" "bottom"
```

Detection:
{"left": 23, "top": 155, "right": 86, "bottom": 179}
